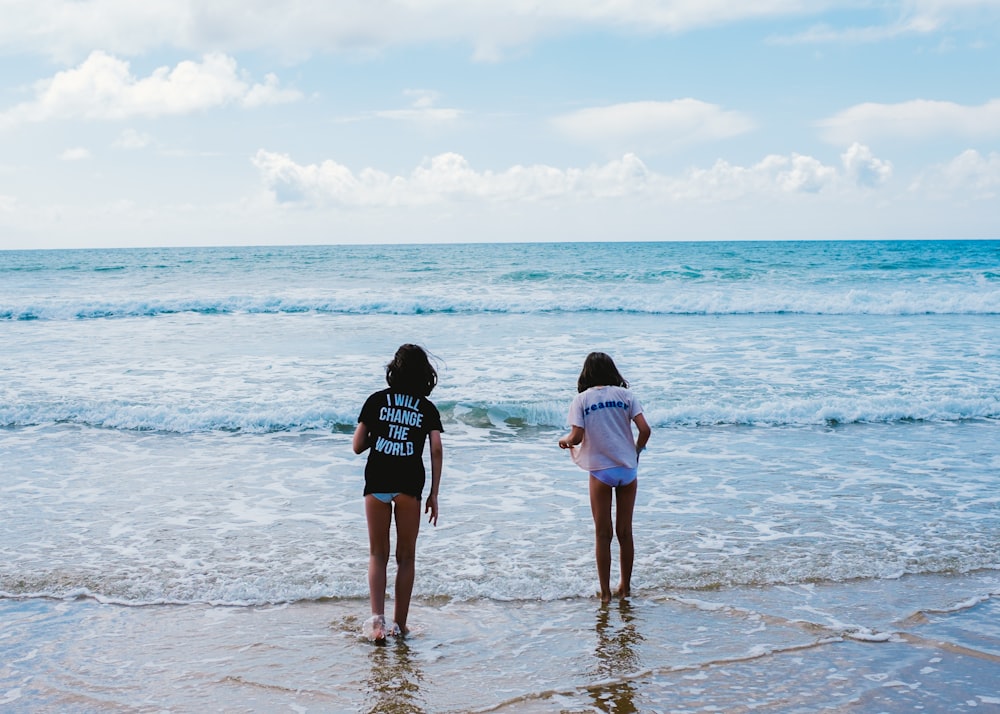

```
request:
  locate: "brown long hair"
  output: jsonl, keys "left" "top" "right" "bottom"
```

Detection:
{"left": 386, "top": 344, "right": 438, "bottom": 396}
{"left": 577, "top": 351, "right": 628, "bottom": 392}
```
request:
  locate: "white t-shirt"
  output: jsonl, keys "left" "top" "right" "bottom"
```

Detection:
{"left": 568, "top": 385, "right": 643, "bottom": 472}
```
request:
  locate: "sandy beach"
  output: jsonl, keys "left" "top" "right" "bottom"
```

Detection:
{"left": 3, "top": 571, "right": 998, "bottom": 712}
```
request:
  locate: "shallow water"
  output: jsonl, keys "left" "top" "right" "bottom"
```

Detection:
{"left": 2, "top": 417, "right": 996, "bottom": 604}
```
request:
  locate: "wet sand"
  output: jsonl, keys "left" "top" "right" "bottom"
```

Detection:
{"left": 3, "top": 571, "right": 998, "bottom": 713}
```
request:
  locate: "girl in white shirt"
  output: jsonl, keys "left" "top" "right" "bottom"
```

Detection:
{"left": 559, "top": 352, "right": 651, "bottom": 604}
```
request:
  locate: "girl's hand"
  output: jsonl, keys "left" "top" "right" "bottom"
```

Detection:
{"left": 352, "top": 422, "right": 371, "bottom": 454}
{"left": 559, "top": 426, "right": 584, "bottom": 450}
{"left": 425, "top": 493, "right": 439, "bottom": 526}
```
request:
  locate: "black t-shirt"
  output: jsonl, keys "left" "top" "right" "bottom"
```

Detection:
{"left": 358, "top": 388, "right": 443, "bottom": 497}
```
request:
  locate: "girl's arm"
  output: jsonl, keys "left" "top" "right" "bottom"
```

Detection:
{"left": 352, "top": 422, "right": 370, "bottom": 454}
{"left": 425, "top": 430, "right": 443, "bottom": 526}
{"left": 633, "top": 413, "right": 651, "bottom": 455}
{"left": 558, "top": 426, "right": 585, "bottom": 449}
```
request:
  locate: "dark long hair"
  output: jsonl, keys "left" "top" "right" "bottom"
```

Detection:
{"left": 386, "top": 344, "right": 438, "bottom": 396}
{"left": 577, "top": 351, "right": 628, "bottom": 392}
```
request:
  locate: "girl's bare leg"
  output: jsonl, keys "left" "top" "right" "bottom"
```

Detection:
{"left": 589, "top": 476, "right": 615, "bottom": 604}
{"left": 365, "top": 495, "right": 393, "bottom": 631}
{"left": 391, "top": 494, "right": 421, "bottom": 634}
{"left": 614, "top": 479, "right": 638, "bottom": 598}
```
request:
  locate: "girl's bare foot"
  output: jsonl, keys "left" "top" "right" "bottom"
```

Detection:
{"left": 613, "top": 585, "right": 630, "bottom": 600}
{"left": 364, "top": 614, "right": 387, "bottom": 641}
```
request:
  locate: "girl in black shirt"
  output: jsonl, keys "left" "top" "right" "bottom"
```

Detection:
{"left": 353, "top": 344, "right": 443, "bottom": 640}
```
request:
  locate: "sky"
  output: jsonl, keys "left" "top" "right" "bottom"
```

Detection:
{"left": 1, "top": 0, "right": 999, "bottom": 250}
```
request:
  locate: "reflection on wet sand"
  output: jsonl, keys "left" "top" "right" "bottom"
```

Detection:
{"left": 364, "top": 638, "right": 427, "bottom": 714}
{"left": 589, "top": 600, "right": 644, "bottom": 713}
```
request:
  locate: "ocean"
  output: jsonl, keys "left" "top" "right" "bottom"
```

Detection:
{"left": 2, "top": 240, "right": 998, "bottom": 712}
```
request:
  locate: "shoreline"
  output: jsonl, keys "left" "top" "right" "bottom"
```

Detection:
{"left": 3, "top": 571, "right": 998, "bottom": 712}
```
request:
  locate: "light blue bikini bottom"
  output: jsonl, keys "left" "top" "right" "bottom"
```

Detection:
{"left": 590, "top": 466, "right": 638, "bottom": 488}
{"left": 370, "top": 492, "right": 401, "bottom": 503}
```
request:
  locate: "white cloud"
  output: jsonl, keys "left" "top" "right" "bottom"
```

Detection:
{"left": 904, "top": 0, "right": 1000, "bottom": 29}
{"left": 769, "top": 0, "right": 1000, "bottom": 44}
{"left": 59, "top": 147, "right": 92, "bottom": 161}
{"left": 241, "top": 73, "right": 304, "bottom": 109}
{"left": 113, "top": 128, "right": 153, "bottom": 150}
{"left": 818, "top": 99, "right": 1000, "bottom": 145}
{"left": 4, "top": 145, "right": 995, "bottom": 250}
{"left": 374, "top": 90, "right": 464, "bottom": 123}
{"left": 769, "top": 16, "right": 939, "bottom": 44}
{"left": 911, "top": 149, "right": 1000, "bottom": 200}
{"left": 552, "top": 100, "right": 755, "bottom": 154}
{"left": 251, "top": 150, "right": 656, "bottom": 206}
{"left": 252, "top": 145, "right": 891, "bottom": 208}
{"left": 0, "top": 51, "right": 302, "bottom": 128}
{"left": 841, "top": 142, "right": 893, "bottom": 187}
{"left": 677, "top": 153, "right": 839, "bottom": 201}
{"left": 0, "top": 1, "right": 899, "bottom": 62}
